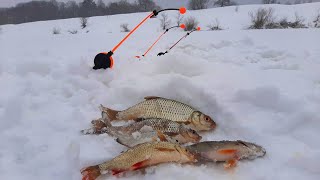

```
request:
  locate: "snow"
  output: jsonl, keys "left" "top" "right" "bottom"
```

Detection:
{"left": 1, "top": 3, "right": 320, "bottom": 180}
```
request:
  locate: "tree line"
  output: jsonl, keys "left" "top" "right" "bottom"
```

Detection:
{"left": 0, "top": 0, "right": 315, "bottom": 25}
{"left": 188, "top": 0, "right": 315, "bottom": 10}
{"left": 0, "top": 0, "right": 159, "bottom": 25}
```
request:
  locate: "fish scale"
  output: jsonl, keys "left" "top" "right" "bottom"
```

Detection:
{"left": 104, "top": 119, "right": 185, "bottom": 135}
{"left": 98, "top": 142, "right": 193, "bottom": 171}
{"left": 100, "top": 96, "right": 216, "bottom": 131}
{"left": 146, "top": 119, "right": 182, "bottom": 133}
{"left": 118, "top": 98, "right": 196, "bottom": 122}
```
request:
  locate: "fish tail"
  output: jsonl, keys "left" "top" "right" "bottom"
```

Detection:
{"left": 81, "top": 165, "right": 101, "bottom": 180}
{"left": 100, "top": 104, "right": 119, "bottom": 121}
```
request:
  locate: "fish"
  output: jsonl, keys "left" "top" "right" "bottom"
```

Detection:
{"left": 115, "top": 131, "right": 179, "bottom": 148}
{"left": 186, "top": 140, "right": 266, "bottom": 168}
{"left": 80, "top": 118, "right": 108, "bottom": 135}
{"left": 100, "top": 96, "right": 216, "bottom": 131}
{"left": 81, "top": 118, "right": 202, "bottom": 147}
{"left": 81, "top": 141, "right": 197, "bottom": 180}
{"left": 81, "top": 117, "right": 202, "bottom": 144}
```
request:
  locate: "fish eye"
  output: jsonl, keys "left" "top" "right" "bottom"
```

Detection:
{"left": 205, "top": 117, "right": 209, "bottom": 121}
{"left": 176, "top": 140, "right": 179, "bottom": 142}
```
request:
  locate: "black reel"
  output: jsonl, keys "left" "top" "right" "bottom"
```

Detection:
{"left": 93, "top": 51, "right": 114, "bottom": 70}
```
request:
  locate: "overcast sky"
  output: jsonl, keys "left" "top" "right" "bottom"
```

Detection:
{"left": 0, "top": 0, "right": 319, "bottom": 8}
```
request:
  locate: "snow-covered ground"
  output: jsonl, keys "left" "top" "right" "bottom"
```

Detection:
{"left": 0, "top": 3, "right": 320, "bottom": 180}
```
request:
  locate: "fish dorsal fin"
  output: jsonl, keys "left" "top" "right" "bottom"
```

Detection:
{"left": 111, "top": 169, "right": 126, "bottom": 175}
{"left": 157, "top": 131, "right": 168, "bottom": 142}
{"left": 217, "top": 149, "right": 238, "bottom": 155}
{"left": 224, "top": 159, "right": 238, "bottom": 169}
{"left": 144, "top": 96, "right": 161, "bottom": 100}
{"left": 130, "top": 159, "right": 151, "bottom": 171}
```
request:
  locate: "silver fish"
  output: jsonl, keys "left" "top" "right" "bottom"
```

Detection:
{"left": 100, "top": 96, "right": 216, "bottom": 131}
{"left": 186, "top": 140, "right": 266, "bottom": 168}
{"left": 82, "top": 117, "right": 202, "bottom": 142}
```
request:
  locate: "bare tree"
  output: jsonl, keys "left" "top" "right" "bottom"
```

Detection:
{"left": 68, "top": 29, "right": 78, "bottom": 34}
{"left": 160, "top": 13, "right": 171, "bottom": 30}
{"left": 79, "top": 0, "right": 97, "bottom": 17}
{"left": 97, "top": 0, "right": 106, "bottom": 15}
{"left": 120, "top": 23, "right": 130, "bottom": 32}
{"left": 214, "top": 0, "right": 237, "bottom": 7}
{"left": 52, "top": 27, "right": 61, "bottom": 34}
{"left": 0, "top": 0, "right": 159, "bottom": 25}
{"left": 176, "top": 12, "right": 184, "bottom": 26}
{"left": 235, "top": 6, "right": 239, "bottom": 12}
{"left": 249, "top": 8, "right": 275, "bottom": 29}
{"left": 80, "top": 17, "right": 88, "bottom": 29}
{"left": 183, "top": 16, "right": 199, "bottom": 31}
{"left": 188, "top": 0, "right": 209, "bottom": 10}
{"left": 294, "top": 0, "right": 302, "bottom": 4}
{"left": 284, "top": 1, "right": 292, "bottom": 5}
{"left": 207, "top": 18, "right": 223, "bottom": 30}
{"left": 137, "top": 0, "right": 159, "bottom": 12}
{"left": 291, "top": 12, "right": 307, "bottom": 28}
{"left": 313, "top": 10, "right": 320, "bottom": 28}
{"left": 262, "top": 0, "right": 277, "bottom": 4}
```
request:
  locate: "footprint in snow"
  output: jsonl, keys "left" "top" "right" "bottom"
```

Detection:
{"left": 259, "top": 50, "right": 287, "bottom": 62}
{"left": 210, "top": 40, "right": 233, "bottom": 49}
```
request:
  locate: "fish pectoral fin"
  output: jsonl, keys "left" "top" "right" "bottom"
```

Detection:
{"left": 131, "top": 159, "right": 151, "bottom": 171}
{"left": 217, "top": 149, "right": 238, "bottom": 155}
{"left": 157, "top": 131, "right": 168, "bottom": 142}
{"left": 111, "top": 169, "right": 126, "bottom": 175}
{"left": 163, "top": 132, "right": 179, "bottom": 136}
{"left": 135, "top": 118, "right": 145, "bottom": 122}
{"left": 81, "top": 165, "right": 101, "bottom": 180}
{"left": 155, "top": 147, "right": 176, "bottom": 152}
{"left": 144, "top": 96, "right": 161, "bottom": 100}
{"left": 151, "top": 136, "right": 158, "bottom": 142}
{"left": 183, "top": 121, "right": 191, "bottom": 125}
{"left": 223, "top": 159, "right": 238, "bottom": 169}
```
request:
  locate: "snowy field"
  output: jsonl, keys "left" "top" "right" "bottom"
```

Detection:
{"left": 0, "top": 3, "right": 320, "bottom": 180}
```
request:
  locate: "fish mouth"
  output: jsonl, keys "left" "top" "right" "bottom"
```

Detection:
{"left": 210, "top": 121, "right": 217, "bottom": 129}
{"left": 191, "top": 136, "right": 202, "bottom": 143}
{"left": 195, "top": 136, "right": 202, "bottom": 142}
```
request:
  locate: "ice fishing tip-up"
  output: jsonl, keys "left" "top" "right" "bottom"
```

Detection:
{"left": 93, "top": 7, "right": 187, "bottom": 70}
{"left": 157, "top": 26, "right": 201, "bottom": 57}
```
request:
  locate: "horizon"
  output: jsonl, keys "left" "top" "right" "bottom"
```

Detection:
{"left": 1, "top": 0, "right": 319, "bottom": 8}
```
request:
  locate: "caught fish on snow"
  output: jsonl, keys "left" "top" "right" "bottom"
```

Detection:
{"left": 81, "top": 141, "right": 197, "bottom": 180}
{"left": 81, "top": 117, "right": 202, "bottom": 145}
{"left": 81, "top": 118, "right": 202, "bottom": 143}
{"left": 186, "top": 140, "right": 266, "bottom": 168}
{"left": 100, "top": 96, "right": 216, "bottom": 131}
{"left": 115, "top": 131, "right": 179, "bottom": 148}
